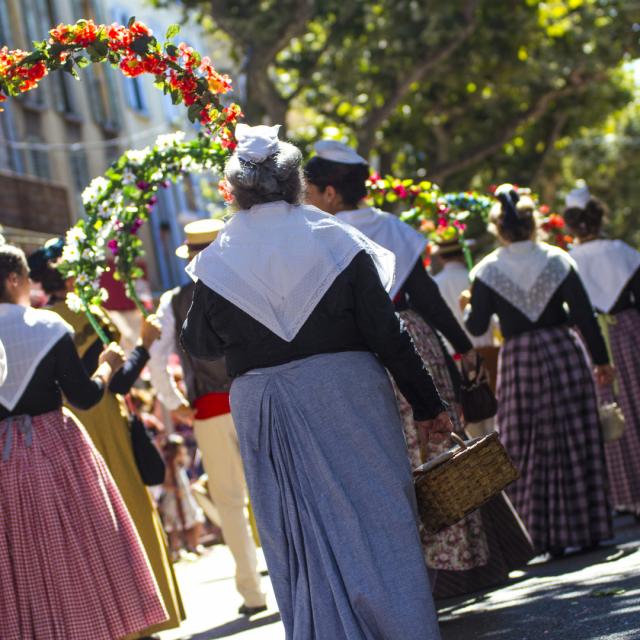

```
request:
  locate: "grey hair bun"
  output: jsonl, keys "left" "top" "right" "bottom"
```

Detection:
{"left": 224, "top": 141, "right": 304, "bottom": 209}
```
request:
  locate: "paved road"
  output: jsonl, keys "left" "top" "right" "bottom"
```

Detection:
{"left": 160, "top": 515, "right": 640, "bottom": 639}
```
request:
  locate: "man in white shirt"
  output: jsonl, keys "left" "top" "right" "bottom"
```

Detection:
{"left": 148, "top": 219, "right": 267, "bottom": 616}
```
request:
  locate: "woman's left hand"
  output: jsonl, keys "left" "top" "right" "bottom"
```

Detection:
{"left": 415, "top": 411, "right": 454, "bottom": 456}
{"left": 140, "top": 314, "right": 162, "bottom": 349}
{"left": 459, "top": 289, "right": 471, "bottom": 311}
{"left": 594, "top": 364, "right": 616, "bottom": 388}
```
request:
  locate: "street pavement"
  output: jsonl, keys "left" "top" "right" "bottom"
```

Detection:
{"left": 160, "top": 515, "right": 640, "bottom": 639}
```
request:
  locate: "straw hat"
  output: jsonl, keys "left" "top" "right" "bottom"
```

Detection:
{"left": 175, "top": 218, "right": 225, "bottom": 259}
{"left": 431, "top": 237, "right": 476, "bottom": 256}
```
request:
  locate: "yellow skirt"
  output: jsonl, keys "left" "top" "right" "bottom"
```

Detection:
{"left": 69, "top": 394, "right": 186, "bottom": 637}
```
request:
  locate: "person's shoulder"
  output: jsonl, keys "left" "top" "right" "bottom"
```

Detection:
{"left": 469, "top": 247, "right": 501, "bottom": 281}
{"left": 28, "top": 306, "right": 73, "bottom": 330}
{"left": 540, "top": 242, "right": 576, "bottom": 270}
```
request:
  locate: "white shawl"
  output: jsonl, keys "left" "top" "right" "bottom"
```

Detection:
{"left": 0, "top": 304, "right": 72, "bottom": 411}
{"left": 336, "top": 207, "right": 426, "bottom": 299}
{"left": 570, "top": 239, "right": 640, "bottom": 313}
{"left": 470, "top": 241, "right": 575, "bottom": 322}
{"left": 186, "top": 202, "right": 395, "bottom": 342}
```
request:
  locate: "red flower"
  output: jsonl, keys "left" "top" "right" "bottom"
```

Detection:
{"left": 218, "top": 178, "right": 234, "bottom": 203}
{"left": 548, "top": 214, "right": 565, "bottom": 230}
{"left": 73, "top": 21, "right": 99, "bottom": 46}
{"left": 128, "top": 21, "right": 152, "bottom": 38}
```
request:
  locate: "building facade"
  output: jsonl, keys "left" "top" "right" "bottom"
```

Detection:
{"left": 0, "top": 0, "right": 230, "bottom": 291}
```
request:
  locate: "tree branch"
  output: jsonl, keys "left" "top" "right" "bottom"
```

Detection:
{"left": 530, "top": 112, "right": 569, "bottom": 187}
{"left": 429, "top": 75, "right": 599, "bottom": 183}
{"left": 356, "top": 0, "right": 482, "bottom": 155}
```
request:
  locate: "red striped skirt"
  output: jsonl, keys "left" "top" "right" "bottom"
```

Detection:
{"left": 498, "top": 326, "right": 612, "bottom": 553}
{"left": 0, "top": 409, "right": 167, "bottom": 640}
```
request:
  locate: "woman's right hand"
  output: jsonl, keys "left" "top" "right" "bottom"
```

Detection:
{"left": 594, "top": 364, "right": 615, "bottom": 388}
{"left": 99, "top": 342, "right": 125, "bottom": 373}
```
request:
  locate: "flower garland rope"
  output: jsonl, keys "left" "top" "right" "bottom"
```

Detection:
{"left": 0, "top": 17, "right": 242, "bottom": 342}
{"left": 366, "top": 174, "right": 492, "bottom": 270}
{"left": 0, "top": 18, "right": 241, "bottom": 139}
{"left": 58, "top": 132, "right": 230, "bottom": 338}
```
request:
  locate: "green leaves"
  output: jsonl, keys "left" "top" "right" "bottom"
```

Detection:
{"left": 165, "top": 24, "right": 181, "bottom": 41}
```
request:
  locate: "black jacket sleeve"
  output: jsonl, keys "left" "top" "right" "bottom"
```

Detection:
{"left": 627, "top": 267, "right": 640, "bottom": 311}
{"left": 465, "top": 278, "right": 494, "bottom": 337}
{"left": 82, "top": 338, "right": 149, "bottom": 395}
{"left": 108, "top": 346, "right": 150, "bottom": 395}
{"left": 181, "top": 281, "right": 225, "bottom": 361}
{"left": 403, "top": 259, "right": 473, "bottom": 354}
{"left": 563, "top": 269, "right": 609, "bottom": 365}
{"left": 352, "top": 252, "right": 447, "bottom": 420}
{"left": 54, "top": 334, "right": 105, "bottom": 410}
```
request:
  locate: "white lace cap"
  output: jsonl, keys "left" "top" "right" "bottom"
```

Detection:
{"left": 236, "top": 123, "right": 281, "bottom": 163}
{"left": 314, "top": 140, "right": 367, "bottom": 165}
{"left": 565, "top": 184, "right": 591, "bottom": 209}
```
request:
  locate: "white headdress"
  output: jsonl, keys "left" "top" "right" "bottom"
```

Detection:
{"left": 235, "top": 123, "right": 281, "bottom": 163}
{"left": 565, "top": 182, "right": 591, "bottom": 210}
{"left": 313, "top": 140, "right": 368, "bottom": 165}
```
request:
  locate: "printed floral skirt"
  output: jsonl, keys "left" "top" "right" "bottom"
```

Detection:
{"left": 393, "top": 310, "right": 489, "bottom": 571}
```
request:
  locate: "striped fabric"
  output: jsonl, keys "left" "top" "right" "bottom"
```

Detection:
{"left": 498, "top": 326, "right": 612, "bottom": 554}
{"left": 601, "top": 309, "right": 640, "bottom": 512}
{"left": 0, "top": 409, "right": 167, "bottom": 640}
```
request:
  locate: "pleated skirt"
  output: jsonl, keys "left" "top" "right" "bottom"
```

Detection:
{"left": 0, "top": 409, "right": 167, "bottom": 640}
{"left": 601, "top": 309, "right": 640, "bottom": 512}
{"left": 498, "top": 326, "right": 612, "bottom": 553}
{"left": 231, "top": 351, "right": 441, "bottom": 640}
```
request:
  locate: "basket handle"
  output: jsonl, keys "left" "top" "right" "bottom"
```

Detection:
{"left": 450, "top": 432, "right": 468, "bottom": 449}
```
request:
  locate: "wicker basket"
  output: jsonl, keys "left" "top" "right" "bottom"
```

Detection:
{"left": 414, "top": 432, "right": 519, "bottom": 534}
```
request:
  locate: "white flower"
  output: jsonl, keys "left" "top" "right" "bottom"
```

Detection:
{"left": 66, "top": 227, "right": 86, "bottom": 245}
{"left": 156, "top": 131, "right": 185, "bottom": 150}
{"left": 97, "top": 203, "right": 111, "bottom": 220}
{"left": 149, "top": 170, "right": 163, "bottom": 182}
{"left": 81, "top": 176, "right": 109, "bottom": 205}
{"left": 99, "top": 288, "right": 109, "bottom": 302}
{"left": 126, "top": 147, "right": 151, "bottom": 166}
{"left": 82, "top": 248, "right": 93, "bottom": 260}
{"left": 180, "top": 156, "right": 194, "bottom": 171}
{"left": 76, "top": 273, "right": 89, "bottom": 286}
{"left": 61, "top": 245, "right": 80, "bottom": 263}
{"left": 122, "top": 169, "right": 136, "bottom": 185}
{"left": 65, "top": 292, "right": 83, "bottom": 313}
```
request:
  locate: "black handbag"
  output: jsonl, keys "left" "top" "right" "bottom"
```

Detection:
{"left": 128, "top": 404, "right": 166, "bottom": 486}
{"left": 459, "top": 354, "right": 498, "bottom": 423}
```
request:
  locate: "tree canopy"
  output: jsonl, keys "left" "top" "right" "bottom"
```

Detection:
{"left": 153, "top": 0, "right": 639, "bottom": 220}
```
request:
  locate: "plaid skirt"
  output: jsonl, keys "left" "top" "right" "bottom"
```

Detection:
{"left": 0, "top": 409, "right": 167, "bottom": 640}
{"left": 599, "top": 309, "right": 640, "bottom": 511}
{"left": 498, "top": 326, "right": 612, "bottom": 554}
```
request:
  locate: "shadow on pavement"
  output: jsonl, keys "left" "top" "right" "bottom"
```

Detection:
{"left": 188, "top": 612, "right": 282, "bottom": 639}
{"left": 438, "top": 539, "right": 640, "bottom": 640}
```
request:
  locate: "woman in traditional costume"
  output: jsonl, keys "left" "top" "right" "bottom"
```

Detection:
{"left": 0, "top": 244, "right": 168, "bottom": 639}
{"left": 565, "top": 185, "right": 640, "bottom": 517}
{"left": 465, "top": 184, "right": 614, "bottom": 556}
{"left": 182, "top": 124, "right": 446, "bottom": 639}
{"left": 305, "top": 142, "right": 533, "bottom": 597}
{"left": 28, "top": 241, "right": 185, "bottom": 639}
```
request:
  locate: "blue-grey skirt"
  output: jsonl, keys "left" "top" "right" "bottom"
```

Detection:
{"left": 231, "top": 351, "right": 440, "bottom": 640}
